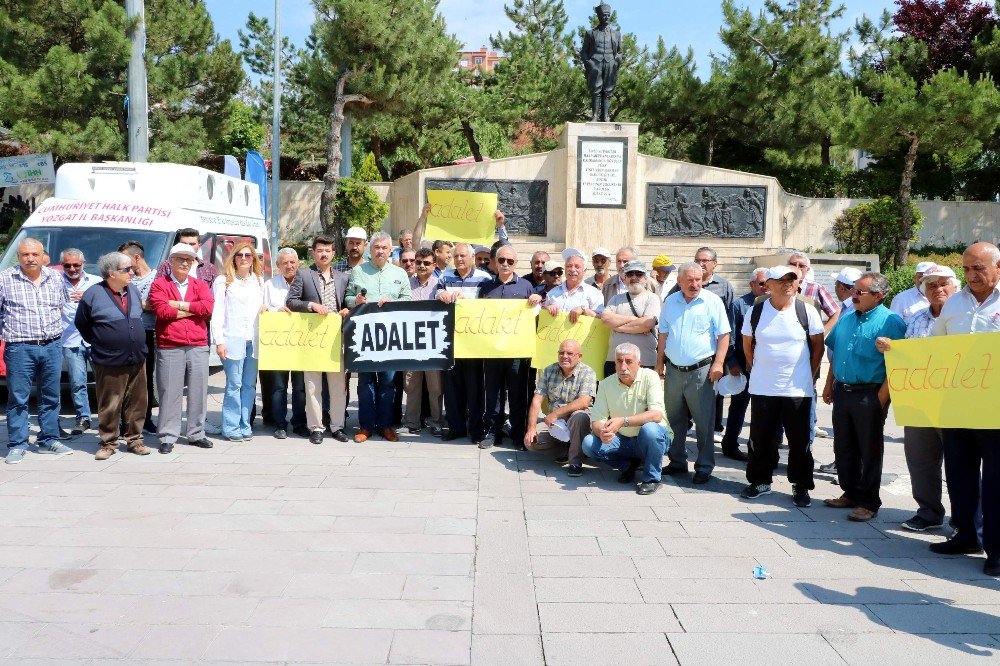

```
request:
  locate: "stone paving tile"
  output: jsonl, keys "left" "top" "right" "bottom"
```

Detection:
{"left": 597, "top": 536, "right": 666, "bottom": 556}
{"left": 10, "top": 622, "right": 146, "bottom": 660}
{"left": 823, "top": 632, "right": 1000, "bottom": 665}
{"left": 867, "top": 603, "right": 1000, "bottom": 634}
{"left": 0, "top": 567, "right": 125, "bottom": 594}
{"left": 130, "top": 624, "right": 224, "bottom": 660}
{"left": 389, "top": 629, "right": 471, "bottom": 665}
{"left": 105, "top": 570, "right": 292, "bottom": 597}
{"left": 401, "top": 575, "right": 474, "bottom": 601}
{"left": 525, "top": 519, "right": 630, "bottom": 537}
{"left": 201, "top": 626, "right": 394, "bottom": 663}
{"left": 535, "top": 576, "right": 645, "bottom": 604}
{"left": 528, "top": 535, "right": 602, "bottom": 556}
{"left": 470, "top": 634, "right": 544, "bottom": 666}
{"left": 541, "top": 632, "right": 676, "bottom": 666}
{"left": 902, "top": 577, "right": 1000, "bottom": 604}
{"left": 353, "top": 552, "right": 474, "bottom": 576}
{"left": 322, "top": 598, "right": 472, "bottom": 630}
{"left": 281, "top": 573, "right": 406, "bottom": 600}
{"left": 538, "top": 602, "right": 682, "bottom": 633}
{"left": 472, "top": 573, "right": 539, "bottom": 635}
{"left": 672, "top": 602, "right": 892, "bottom": 633}
{"left": 667, "top": 632, "right": 846, "bottom": 665}
{"left": 531, "top": 555, "right": 639, "bottom": 578}
{"left": 633, "top": 555, "right": 760, "bottom": 579}
{"left": 637, "top": 577, "right": 816, "bottom": 604}
{"left": 245, "top": 597, "right": 333, "bottom": 628}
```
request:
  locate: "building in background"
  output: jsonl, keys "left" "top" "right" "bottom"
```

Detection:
{"left": 457, "top": 47, "right": 501, "bottom": 74}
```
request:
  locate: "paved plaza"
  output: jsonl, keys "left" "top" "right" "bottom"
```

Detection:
{"left": 0, "top": 371, "right": 998, "bottom": 665}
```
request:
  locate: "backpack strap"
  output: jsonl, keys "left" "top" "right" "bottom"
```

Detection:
{"left": 794, "top": 298, "right": 809, "bottom": 335}
{"left": 748, "top": 301, "right": 764, "bottom": 352}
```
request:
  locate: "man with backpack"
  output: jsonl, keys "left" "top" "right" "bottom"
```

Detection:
{"left": 740, "top": 266, "right": 825, "bottom": 507}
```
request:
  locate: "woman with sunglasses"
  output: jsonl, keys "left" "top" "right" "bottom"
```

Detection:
{"left": 211, "top": 243, "right": 266, "bottom": 442}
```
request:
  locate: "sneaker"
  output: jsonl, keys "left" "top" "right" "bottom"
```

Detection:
{"left": 72, "top": 417, "right": 91, "bottom": 435}
{"left": 902, "top": 516, "right": 943, "bottom": 532}
{"left": 5, "top": 448, "right": 25, "bottom": 464}
{"left": 814, "top": 426, "right": 830, "bottom": 438}
{"left": 95, "top": 446, "right": 117, "bottom": 461}
{"left": 818, "top": 461, "right": 837, "bottom": 474}
{"left": 402, "top": 426, "right": 421, "bottom": 435}
{"left": 37, "top": 441, "right": 74, "bottom": 456}
{"left": 58, "top": 427, "right": 74, "bottom": 440}
{"left": 741, "top": 483, "right": 772, "bottom": 499}
{"left": 929, "top": 536, "right": 984, "bottom": 555}
{"left": 477, "top": 439, "right": 493, "bottom": 450}
{"left": 792, "top": 486, "right": 812, "bottom": 507}
{"left": 567, "top": 465, "right": 583, "bottom": 477}
{"left": 429, "top": 426, "right": 443, "bottom": 437}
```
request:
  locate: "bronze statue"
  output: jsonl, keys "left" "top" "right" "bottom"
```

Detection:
{"left": 580, "top": 3, "right": 622, "bottom": 122}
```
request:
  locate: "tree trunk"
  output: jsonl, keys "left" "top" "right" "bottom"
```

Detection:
{"left": 895, "top": 134, "right": 920, "bottom": 268}
{"left": 461, "top": 120, "right": 483, "bottom": 162}
{"left": 820, "top": 135, "right": 831, "bottom": 167}
{"left": 705, "top": 130, "right": 715, "bottom": 167}
{"left": 320, "top": 70, "right": 370, "bottom": 253}
{"left": 371, "top": 135, "right": 390, "bottom": 181}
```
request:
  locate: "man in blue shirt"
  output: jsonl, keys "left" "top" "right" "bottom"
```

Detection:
{"left": 822, "top": 272, "right": 906, "bottom": 521}
{"left": 656, "top": 262, "right": 731, "bottom": 484}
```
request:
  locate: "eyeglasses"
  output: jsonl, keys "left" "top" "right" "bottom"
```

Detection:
{"left": 415, "top": 260, "right": 433, "bottom": 267}
{"left": 557, "top": 351, "right": 578, "bottom": 356}
{"left": 400, "top": 258, "right": 415, "bottom": 264}
{"left": 546, "top": 270, "right": 564, "bottom": 277}
{"left": 756, "top": 281, "right": 767, "bottom": 286}
{"left": 851, "top": 289, "right": 874, "bottom": 296}
{"left": 788, "top": 262, "right": 808, "bottom": 268}
{"left": 117, "top": 265, "right": 134, "bottom": 273}
{"left": 62, "top": 263, "right": 82, "bottom": 269}
{"left": 496, "top": 257, "right": 515, "bottom": 266}
{"left": 171, "top": 257, "right": 195, "bottom": 264}
{"left": 625, "top": 271, "right": 645, "bottom": 278}
{"left": 234, "top": 252, "right": 254, "bottom": 259}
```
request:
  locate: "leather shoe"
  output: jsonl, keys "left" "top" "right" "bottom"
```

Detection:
{"left": 273, "top": 428, "right": 287, "bottom": 440}
{"left": 636, "top": 481, "right": 660, "bottom": 495}
{"left": 722, "top": 448, "right": 749, "bottom": 462}
{"left": 158, "top": 443, "right": 173, "bottom": 454}
{"left": 618, "top": 461, "right": 640, "bottom": 484}
{"left": 381, "top": 428, "right": 398, "bottom": 442}
{"left": 442, "top": 431, "right": 466, "bottom": 442}
{"left": 354, "top": 429, "right": 371, "bottom": 443}
{"left": 293, "top": 426, "right": 311, "bottom": 438}
{"left": 95, "top": 446, "right": 117, "bottom": 460}
{"left": 663, "top": 464, "right": 689, "bottom": 476}
{"left": 985, "top": 558, "right": 1000, "bottom": 577}
{"left": 189, "top": 438, "right": 213, "bottom": 449}
{"left": 477, "top": 439, "right": 494, "bottom": 450}
{"left": 929, "top": 537, "right": 984, "bottom": 555}
{"left": 330, "top": 429, "right": 349, "bottom": 442}
{"left": 692, "top": 471, "right": 711, "bottom": 484}
{"left": 309, "top": 429, "right": 325, "bottom": 445}
{"left": 847, "top": 507, "right": 877, "bottom": 521}
{"left": 823, "top": 494, "right": 856, "bottom": 509}
{"left": 127, "top": 443, "right": 151, "bottom": 456}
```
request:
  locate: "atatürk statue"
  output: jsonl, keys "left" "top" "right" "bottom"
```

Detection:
{"left": 580, "top": 3, "right": 622, "bottom": 122}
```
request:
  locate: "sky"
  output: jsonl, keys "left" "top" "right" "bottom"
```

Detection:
{"left": 205, "top": 0, "right": 900, "bottom": 76}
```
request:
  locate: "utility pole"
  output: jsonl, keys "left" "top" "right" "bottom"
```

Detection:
{"left": 125, "top": 0, "right": 149, "bottom": 162}
{"left": 270, "top": 0, "right": 282, "bottom": 253}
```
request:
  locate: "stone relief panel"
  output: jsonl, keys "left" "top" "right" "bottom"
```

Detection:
{"left": 646, "top": 184, "right": 766, "bottom": 239}
{"left": 425, "top": 178, "right": 548, "bottom": 236}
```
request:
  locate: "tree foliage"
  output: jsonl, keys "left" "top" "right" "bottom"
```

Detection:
{"left": 832, "top": 197, "right": 923, "bottom": 267}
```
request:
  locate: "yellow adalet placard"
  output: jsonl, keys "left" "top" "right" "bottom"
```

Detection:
{"left": 424, "top": 190, "right": 497, "bottom": 247}
{"left": 453, "top": 299, "right": 537, "bottom": 359}
{"left": 884, "top": 332, "right": 1000, "bottom": 429}
{"left": 258, "top": 311, "right": 343, "bottom": 372}
{"left": 531, "top": 311, "right": 611, "bottom": 379}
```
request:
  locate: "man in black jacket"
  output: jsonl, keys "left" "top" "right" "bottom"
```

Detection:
{"left": 75, "top": 251, "right": 151, "bottom": 460}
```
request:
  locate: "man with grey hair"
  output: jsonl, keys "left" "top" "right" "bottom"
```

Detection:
{"left": 582, "top": 343, "right": 670, "bottom": 495}
{"left": 263, "top": 248, "right": 308, "bottom": 439}
{"left": 600, "top": 259, "right": 661, "bottom": 378}
{"left": 74, "top": 252, "right": 150, "bottom": 459}
{"left": 929, "top": 242, "right": 1000, "bottom": 576}
{"left": 118, "top": 240, "right": 158, "bottom": 434}
{"left": 822, "top": 271, "right": 905, "bottom": 521}
{"left": 601, "top": 246, "right": 657, "bottom": 304}
{"left": 788, "top": 251, "right": 840, "bottom": 333}
{"left": 59, "top": 248, "right": 101, "bottom": 435}
{"left": 657, "top": 261, "right": 732, "bottom": 484}
{"left": 346, "top": 230, "right": 412, "bottom": 442}
{"left": 391, "top": 228, "right": 414, "bottom": 263}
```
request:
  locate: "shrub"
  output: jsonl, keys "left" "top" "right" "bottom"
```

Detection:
{"left": 832, "top": 197, "right": 923, "bottom": 268}
{"left": 884, "top": 265, "right": 917, "bottom": 305}
{"left": 335, "top": 177, "right": 389, "bottom": 237}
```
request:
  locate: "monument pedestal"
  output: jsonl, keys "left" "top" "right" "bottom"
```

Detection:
{"left": 559, "top": 122, "right": 639, "bottom": 252}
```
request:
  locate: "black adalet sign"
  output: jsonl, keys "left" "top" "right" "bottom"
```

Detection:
{"left": 342, "top": 301, "right": 455, "bottom": 373}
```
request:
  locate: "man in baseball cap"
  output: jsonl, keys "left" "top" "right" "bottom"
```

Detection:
{"left": 586, "top": 247, "right": 613, "bottom": 291}
{"left": 889, "top": 261, "right": 935, "bottom": 324}
{"left": 335, "top": 227, "right": 369, "bottom": 273}
{"left": 651, "top": 255, "right": 676, "bottom": 299}
{"left": 831, "top": 267, "right": 863, "bottom": 314}
{"left": 537, "top": 259, "right": 564, "bottom": 297}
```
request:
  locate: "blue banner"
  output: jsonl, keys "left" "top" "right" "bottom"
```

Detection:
{"left": 222, "top": 155, "right": 241, "bottom": 179}
{"left": 244, "top": 151, "right": 268, "bottom": 222}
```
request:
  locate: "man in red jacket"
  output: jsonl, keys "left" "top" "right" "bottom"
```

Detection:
{"left": 149, "top": 243, "right": 215, "bottom": 454}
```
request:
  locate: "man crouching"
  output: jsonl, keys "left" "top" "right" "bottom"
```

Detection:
{"left": 582, "top": 343, "right": 672, "bottom": 495}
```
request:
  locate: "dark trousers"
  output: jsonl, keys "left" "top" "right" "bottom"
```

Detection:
{"left": 943, "top": 428, "right": 999, "bottom": 557}
{"left": 144, "top": 330, "right": 156, "bottom": 421}
{"left": 392, "top": 370, "right": 405, "bottom": 426}
{"left": 444, "top": 359, "right": 484, "bottom": 439}
{"left": 832, "top": 383, "right": 887, "bottom": 511}
{"left": 358, "top": 371, "right": 396, "bottom": 432}
{"left": 721, "top": 386, "right": 751, "bottom": 452}
{"left": 94, "top": 362, "right": 147, "bottom": 449}
{"left": 270, "top": 370, "right": 306, "bottom": 431}
{"left": 714, "top": 394, "right": 724, "bottom": 432}
{"left": 259, "top": 370, "right": 275, "bottom": 424}
{"left": 904, "top": 426, "right": 945, "bottom": 525}
{"left": 484, "top": 358, "right": 530, "bottom": 444}
{"left": 746, "top": 395, "right": 813, "bottom": 489}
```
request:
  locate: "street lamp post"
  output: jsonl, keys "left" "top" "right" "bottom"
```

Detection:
{"left": 125, "top": 0, "right": 149, "bottom": 162}
{"left": 270, "top": 0, "right": 282, "bottom": 254}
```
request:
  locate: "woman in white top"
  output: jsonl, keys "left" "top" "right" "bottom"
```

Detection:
{"left": 212, "top": 242, "right": 266, "bottom": 441}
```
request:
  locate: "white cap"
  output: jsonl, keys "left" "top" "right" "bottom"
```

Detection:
{"left": 915, "top": 261, "right": 936, "bottom": 274}
{"left": 591, "top": 247, "right": 612, "bottom": 259}
{"left": 717, "top": 373, "right": 747, "bottom": 397}
{"left": 561, "top": 247, "right": 585, "bottom": 261}
{"left": 921, "top": 264, "right": 957, "bottom": 281}
{"left": 168, "top": 243, "right": 198, "bottom": 259}
{"left": 346, "top": 226, "right": 368, "bottom": 241}
{"left": 831, "top": 267, "right": 863, "bottom": 286}
{"left": 766, "top": 266, "right": 798, "bottom": 281}
{"left": 543, "top": 260, "right": 564, "bottom": 273}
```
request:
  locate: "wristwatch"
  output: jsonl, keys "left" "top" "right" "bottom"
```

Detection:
{"left": 623, "top": 416, "right": 630, "bottom": 428}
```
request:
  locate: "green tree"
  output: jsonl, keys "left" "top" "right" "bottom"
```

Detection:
{"left": 0, "top": 0, "right": 243, "bottom": 163}
{"left": 306, "top": 0, "right": 459, "bottom": 249}
{"left": 216, "top": 100, "right": 266, "bottom": 157}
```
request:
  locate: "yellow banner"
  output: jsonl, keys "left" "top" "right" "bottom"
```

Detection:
{"left": 453, "top": 299, "right": 538, "bottom": 359}
{"left": 531, "top": 311, "right": 611, "bottom": 379}
{"left": 885, "top": 332, "right": 1000, "bottom": 429}
{"left": 258, "top": 311, "right": 343, "bottom": 372}
{"left": 425, "top": 189, "right": 498, "bottom": 247}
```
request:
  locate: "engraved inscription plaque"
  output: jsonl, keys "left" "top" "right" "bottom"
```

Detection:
{"left": 646, "top": 184, "right": 766, "bottom": 239}
{"left": 425, "top": 178, "right": 547, "bottom": 236}
{"left": 577, "top": 137, "right": 627, "bottom": 208}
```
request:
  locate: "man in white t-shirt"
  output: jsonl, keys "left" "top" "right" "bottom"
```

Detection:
{"left": 740, "top": 266, "right": 825, "bottom": 507}
{"left": 889, "top": 261, "right": 933, "bottom": 324}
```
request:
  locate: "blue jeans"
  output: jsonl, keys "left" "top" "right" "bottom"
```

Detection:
{"left": 5, "top": 341, "right": 62, "bottom": 449}
{"left": 221, "top": 341, "right": 258, "bottom": 438}
{"left": 63, "top": 345, "right": 92, "bottom": 419}
{"left": 358, "top": 370, "right": 396, "bottom": 431}
{"left": 582, "top": 422, "right": 669, "bottom": 483}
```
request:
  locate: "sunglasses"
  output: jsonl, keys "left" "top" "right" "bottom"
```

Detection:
{"left": 851, "top": 289, "right": 873, "bottom": 296}
{"left": 625, "top": 271, "right": 645, "bottom": 278}
{"left": 415, "top": 260, "right": 433, "bottom": 267}
{"left": 497, "top": 257, "right": 515, "bottom": 266}
{"left": 62, "top": 263, "right": 82, "bottom": 269}
{"left": 234, "top": 252, "right": 254, "bottom": 259}
{"left": 400, "top": 258, "right": 415, "bottom": 264}
{"left": 546, "top": 270, "right": 564, "bottom": 277}
{"left": 117, "top": 265, "right": 134, "bottom": 273}
{"left": 756, "top": 281, "right": 767, "bottom": 286}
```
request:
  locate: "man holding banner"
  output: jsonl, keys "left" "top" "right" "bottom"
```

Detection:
{"left": 285, "top": 236, "right": 351, "bottom": 445}
{"left": 478, "top": 245, "right": 543, "bottom": 449}
{"left": 403, "top": 248, "right": 445, "bottom": 437}
{"left": 929, "top": 242, "right": 1000, "bottom": 576}
{"left": 544, "top": 251, "right": 604, "bottom": 322}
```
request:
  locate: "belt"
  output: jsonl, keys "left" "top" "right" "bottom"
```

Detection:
{"left": 8, "top": 337, "right": 60, "bottom": 346}
{"left": 668, "top": 356, "right": 713, "bottom": 372}
{"left": 836, "top": 381, "right": 881, "bottom": 392}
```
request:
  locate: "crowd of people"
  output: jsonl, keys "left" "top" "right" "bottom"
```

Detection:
{"left": 0, "top": 216, "right": 997, "bottom": 575}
